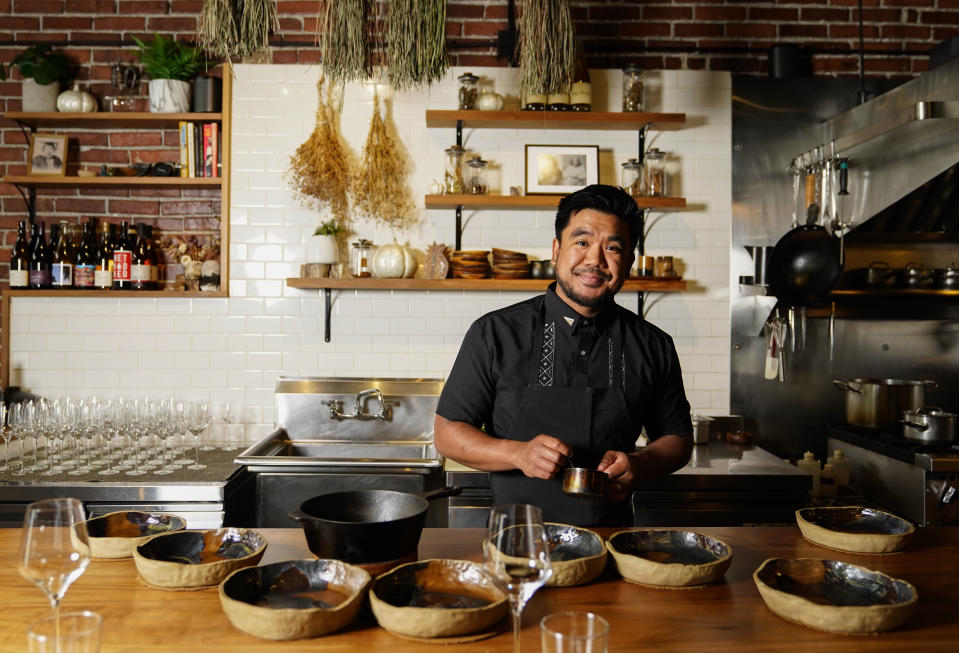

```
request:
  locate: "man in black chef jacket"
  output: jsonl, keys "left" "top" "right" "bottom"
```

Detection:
{"left": 435, "top": 184, "right": 693, "bottom": 526}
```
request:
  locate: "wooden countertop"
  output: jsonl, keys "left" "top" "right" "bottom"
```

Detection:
{"left": 1, "top": 526, "right": 957, "bottom": 651}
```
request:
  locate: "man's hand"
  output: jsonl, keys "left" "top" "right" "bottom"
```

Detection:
{"left": 596, "top": 450, "right": 635, "bottom": 502}
{"left": 516, "top": 435, "right": 572, "bottom": 479}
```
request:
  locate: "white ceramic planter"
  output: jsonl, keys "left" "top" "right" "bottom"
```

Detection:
{"left": 306, "top": 235, "right": 338, "bottom": 264}
{"left": 22, "top": 79, "right": 59, "bottom": 112}
{"left": 149, "top": 79, "right": 191, "bottom": 113}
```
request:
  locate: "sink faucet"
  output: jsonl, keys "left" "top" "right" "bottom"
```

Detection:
{"left": 322, "top": 388, "right": 394, "bottom": 421}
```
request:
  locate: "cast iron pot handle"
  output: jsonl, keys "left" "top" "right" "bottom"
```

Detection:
{"left": 288, "top": 510, "right": 309, "bottom": 522}
{"left": 923, "top": 381, "right": 939, "bottom": 391}
{"left": 832, "top": 379, "right": 863, "bottom": 395}
{"left": 419, "top": 486, "right": 463, "bottom": 501}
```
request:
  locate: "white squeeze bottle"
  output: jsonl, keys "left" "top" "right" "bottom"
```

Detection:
{"left": 820, "top": 464, "right": 838, "bottom": 498}
{"left": 797, "top": 451, "right": 821, "bottom": 497}
{"left": 826, "top": 449, "right": 850, "bottom": 487}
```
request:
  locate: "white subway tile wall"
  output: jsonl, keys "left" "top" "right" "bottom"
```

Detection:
{"left": 9, "top": 66, "right": 732, "bottom": 441}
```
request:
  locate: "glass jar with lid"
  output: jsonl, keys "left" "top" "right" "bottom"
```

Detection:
{"left": 466, "top": 157, "right": 488, "bottom": 194}
{"left": 643, "top": 148, "right": 667, "bottom": 196}
{"left": 622, "top": 63, "right": 644, "bottom": 112}
{"left": 457, "top": 72, "right": 479, "bottom": 110}
{"left": 443, "top": 145, "right": 465, "bottom": 194}
{"left": 621, "top": 158, "right": 643, "bottom": 196}
{"left": 350, "top": 239, "right": 374, "bottom": 278}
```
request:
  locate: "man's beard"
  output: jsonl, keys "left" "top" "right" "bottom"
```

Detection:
{"left": 555, "top": 267, "right": 620, "bottom": 309}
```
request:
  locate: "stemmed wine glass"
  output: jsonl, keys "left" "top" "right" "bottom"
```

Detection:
{"left": 484, "top": 503, "right": 553, "bottom": 653}
{"left": 18, "top": 498, "right": 91, "bottom": 641}
{"left": 186, "top": 402, "right": 210, "bottom": 470}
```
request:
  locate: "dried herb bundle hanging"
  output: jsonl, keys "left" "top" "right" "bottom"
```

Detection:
{"left": 518, "top": 0, "right": 575, "bottom": 97}
{"left": 237, "top": 0, "right": 279, "bottom": 57}
{"left": 286, "top": 78, "right": 354, "bottom": 227}
{"left": 386, "top": 0, "right": 449, "bottom": 90}
{"left": 352, "top": 95, "right": 416, "bottom": 231}
{"left": 198, "top": 0, "right": 238, "bottom": 59}
{"left": 318, "top": 0, "right": 372, "bottom": 84}
{"left": 199, "top": 0, "right": 278, "bottom": 59}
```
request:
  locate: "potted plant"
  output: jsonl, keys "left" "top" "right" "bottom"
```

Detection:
{"left": 307, "top": 219, "right": 343, "bottom": 267}
{"left": 131, "top": 33, "right": 209, "bottom": 113}
{"left": 0, "top": 44, "right": 73, "bottom": 112}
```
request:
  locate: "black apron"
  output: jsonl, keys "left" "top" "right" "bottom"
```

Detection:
{"left": 490, "top": 305, "right": 635, "bottom": 526}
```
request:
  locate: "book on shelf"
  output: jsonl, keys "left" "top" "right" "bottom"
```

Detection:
{"left": 194, "top": 122, "right": 204, "bottom": 178}
{"left": 209, "top": 122, "right": 219, "bottom": 178}
{"left": 186, "top": 122, "right": 195, "bottom": 177}
{"left": 178, "top": 121, "right": 189, "bottom": 177}
{"left": 203, "top": 123, "right": 214, "bottom": 178}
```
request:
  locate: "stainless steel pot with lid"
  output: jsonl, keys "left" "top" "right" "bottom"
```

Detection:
{"left": 832, "top": 378, "right": 938, "bottom": 430}
{"left": 899, "top": 406, "right": 957, "bottom": 443}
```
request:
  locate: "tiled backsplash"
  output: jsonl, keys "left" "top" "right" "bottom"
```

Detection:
{"left": 9, "top": 65, "right": 732, "bottom": 440}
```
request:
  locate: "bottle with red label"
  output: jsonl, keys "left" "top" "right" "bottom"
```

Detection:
{"left": 130, "top": 223, "right": 154, "bottom": 290}
{"left": 112, "top": 220, "right": 133, "bottom": 290}
{"left": 74, "top": 220, "right": 96, "bottom": 289}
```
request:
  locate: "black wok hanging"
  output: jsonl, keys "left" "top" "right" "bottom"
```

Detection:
{"left": 767, "top": 213, "right": 843, "bottom": 307}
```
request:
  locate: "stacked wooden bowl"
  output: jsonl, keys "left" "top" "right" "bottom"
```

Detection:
{"left": 491, "top": 248, "right": 531, "bottom": 279}
{"left": 451, "top": 251, "right": 491, "bottom": 279}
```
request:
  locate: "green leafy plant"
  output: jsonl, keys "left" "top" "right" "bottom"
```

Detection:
{"left": 0, "top": 44, "right": 73, "bottom": 86}
{"left": 132, "top": 33, "right": 209, "bottom": 81}
{"left": 314, "top": 220, "right": 343, "bottom": 236}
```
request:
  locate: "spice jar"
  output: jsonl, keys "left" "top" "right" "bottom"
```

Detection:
{"left": 523, "top": 91, "right": 546, "bottom": 111}
{"left": 623, "top": 63, "right": 644, "bottom": 112}
{"left": 621, "top": 158, "right": 643, "bottom": 196}
{"left": 466, "top": 157, "right": 488, "bottom": 195}
{"left": 457, "top": 72, "right": 479, "bottom": 110}
{"left": 547, "top": 90, "right": 570, "bottom": 111}
{"left": 443, "top": 145, "right": 465, "bottom": 194}
{"left": 643, "top": 148, "right": 667, "bottom": 196}
{"left": 350, "top": 239, "right": 374, "bottom": 278}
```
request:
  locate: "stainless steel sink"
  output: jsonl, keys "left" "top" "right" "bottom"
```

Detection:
{"left": 236, "top": 429, "right": 441, "bottom": 469}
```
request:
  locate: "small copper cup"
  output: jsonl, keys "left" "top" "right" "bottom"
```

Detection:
{"left": 562, "top": 467, "right": 609, "bottom": 497}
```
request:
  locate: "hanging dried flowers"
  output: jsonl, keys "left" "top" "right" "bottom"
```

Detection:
{"left": 518, "top": 0, "right": 575, "bottom": 98}
{"left": 318, "top": 0, "right": 372, "bottom": 84}
{"left": 352, "top": 94, "right": 416, "bottom": 231}
{"left": 198, "top": 0, "right": 238, "bottom": 59}
{"left": 386, "top": 0, "right": 449, "bottom": 90}
{"left": 199, "top": 0, "right": 278, "bottom": 60}
{"left": 286, "top": 77, "right": 354, "bottom": 227}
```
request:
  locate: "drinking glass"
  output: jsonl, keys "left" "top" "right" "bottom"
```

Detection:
{"left": 186, "top": 401, "right": 209, "bottom": 470}
{"left": 215, "top": 401, "right": 241, "bottom": 451}
{"left": 123, "top": 398, "right": 147, "bottom": 477}
{"left": 540, "top": 612, "right": 609, "bottom": 653}
{"left": 485, "top": 503, "right": 553, "bottom": 653}
{"left": 8, "top": 402, "right": 27, "bottom": 476}
{"left": 28, "top": 610, "right": 101, "bottom": 653}
{"left": 0, "top": 402, "right": 7, "bottom": 472}
{"left": 18, "top": 498, "right": 91, "bottom": 637}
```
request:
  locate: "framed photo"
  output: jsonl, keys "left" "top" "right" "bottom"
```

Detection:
{"left": 27, "top": 133, "right": 67, "bottom": 176}
{"left": 525, "top": 144, "right": 599, "bottom": 195}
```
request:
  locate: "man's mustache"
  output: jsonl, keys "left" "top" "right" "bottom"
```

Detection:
{"left": 572, "top": 266, "right": 611, "bottom": 281}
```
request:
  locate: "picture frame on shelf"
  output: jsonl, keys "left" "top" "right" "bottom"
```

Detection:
{"left": 525, "top": 144, "right": 599, "bottom": 195}
{"left": 27, "top": 133, "right": 67, "bottom": 176}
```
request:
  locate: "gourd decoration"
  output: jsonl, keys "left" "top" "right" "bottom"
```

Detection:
{"left": 477, "top": 91, "right": 504, "bottom": 111}
{"left": 372, "top": 243, "right": 417, "bottom": 279}
{"left": 57, "top": 84, "right": 97, "bottom": 113}
{"left": 422, "top": 242, "right": 450, "bottom": 280}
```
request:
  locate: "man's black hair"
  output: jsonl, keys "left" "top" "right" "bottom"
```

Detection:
{"left": 554, "top": 184, "right": 643, "bottom": 251}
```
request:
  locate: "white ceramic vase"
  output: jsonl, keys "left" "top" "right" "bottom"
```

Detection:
{"left": 306, "top": 235, "right": 338, "bottom": 264}
{"left": 148, "top": 79, "right": 191, "bottom": 113}
{"left": 22, "top": 79, "right": 59, "bottom": 112}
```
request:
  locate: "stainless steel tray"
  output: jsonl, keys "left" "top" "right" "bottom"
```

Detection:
{"left": 235, "top": 429, "right": 442, "bottom": 469}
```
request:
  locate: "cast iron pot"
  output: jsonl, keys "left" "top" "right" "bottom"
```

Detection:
{"left": 290, "top": 486, "right": 461, "bottom": 564}
{"left": 833, "top": 378, "right": 938, "bottom": 430}
{"left": 899, "top": 407, "right": 957, "bottom": 443}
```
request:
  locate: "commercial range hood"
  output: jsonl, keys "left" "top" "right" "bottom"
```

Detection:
{"left": 792, "top": 55, "right": 959, "bottom": 232}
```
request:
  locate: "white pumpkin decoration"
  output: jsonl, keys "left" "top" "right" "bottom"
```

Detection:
{"left": 477, "top": 91, "right": 505, "bottom": 111}
{"left": 372, "top": 243, "right": 417, "bottom": 279}
{"left": 57, "top": 84, "right": 98, "bottom": 113}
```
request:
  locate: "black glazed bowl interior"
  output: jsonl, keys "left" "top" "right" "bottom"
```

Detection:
{"left": 86, "top": 511, "right": 186, "bottom": 539}
{"left": 372, "top": 559, "right": 504, "bottom": 609}
{"left": 137, "top": 528, "right": 266, "bottom": 564}
{"left": 755, "top": 558, "right": 916, "bottom": 607}
{"left": 797, "top": 506, "right": 913, "bottom": 536}
{"left": 609, "top": 529, "right": 729, "bottom": 565}
{"left": 221, "top": 559, "right": 370, "bottom": 610}
{"left": 546, "top": 523, "right": 605, "bottom": 562}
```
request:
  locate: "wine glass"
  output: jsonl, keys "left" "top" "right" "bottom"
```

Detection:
{"left": 18, "top": 498, "right": 91, "bottom": 638}
{"left": 484, "top": 503, "right": 553, "bottom": 653}
{"left": 186, "top": 401, "right": 209, "bottom": 470}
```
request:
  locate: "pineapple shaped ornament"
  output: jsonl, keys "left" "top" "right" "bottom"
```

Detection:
{"left": 423, "top": 242, "right": 450, "bottom": 279}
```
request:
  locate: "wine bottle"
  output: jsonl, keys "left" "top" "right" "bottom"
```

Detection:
{"left": 571, "top": 52, "right": 592, "bottom": 112}
{"left": 112, "top": 220, "right": 132, "bottom": 290}
{"left": 51, "top": 222, "right": 74, "bottom": 288}
{"left": 74, "top": 221, "right": 96, "bottom": 289}
{"left": 9, "top": 220, "right": 30, "bottom": 289}
{"left": 94, "top": 221, "right": 114, "bottom": 289}
{"left": 130, "top": 223, "right": 154, "bottom": 290}
{"left": 144, "top": 225, "right": 161, "bottom": 289}
{"left": 29, "top": 222, "right": 51, "bottom": 289}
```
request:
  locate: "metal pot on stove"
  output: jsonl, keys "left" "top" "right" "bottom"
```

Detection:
{"left": 899, "top": 406, "right": 957, "bottom": 443}
{"left": 934, "top": 264, "right": 959, "bottom": 290}
{"left": 833, "top": 378, "right": 938, "bottom": 430}
{"left": 901, "top": 262, "right": 933, "bottom": 289}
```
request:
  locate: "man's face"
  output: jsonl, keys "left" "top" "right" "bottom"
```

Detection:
{"left": 42, "top": 143, "right": 55, "bottom": 155}
{"left": 551, "top": 208, "right": 634, "bottom": 315}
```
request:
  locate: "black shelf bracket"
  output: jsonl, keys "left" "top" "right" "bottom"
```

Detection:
{"left": 11, "top": 119, "right": 38, "bottom": 224}
{"left": 638, "top": 123, "right": 651, "bottom": 161}
{"left": 455, "top": 206, "right": 463, "bottom": 250}
{"left": 456, "top": 119, "right": 463, "bottom": 148}
{"left": 324, "top": 288, "right": 332, "bottom": 342}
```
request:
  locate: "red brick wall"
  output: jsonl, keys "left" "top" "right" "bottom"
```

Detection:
{"left": 2, "top": 0, "right": 959, "bottom": 272}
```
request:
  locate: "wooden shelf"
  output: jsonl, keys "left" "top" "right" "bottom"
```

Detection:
{"left": 425, "top": 109, "right": 686, "bottom": 130}
{"left": 2, "top": 111, "right": 223, "bottom": 129}
{"left": 2, "top": 175, "right": 222, "bottom": 188}
{"left": 424, "top": 194, "right": 686, "bottom": 210}
{"left": 3, "top": 289, "right": 227, "bottom": 298}
{"left": 286, "top": 277, "right": 686, "bottom": 292}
